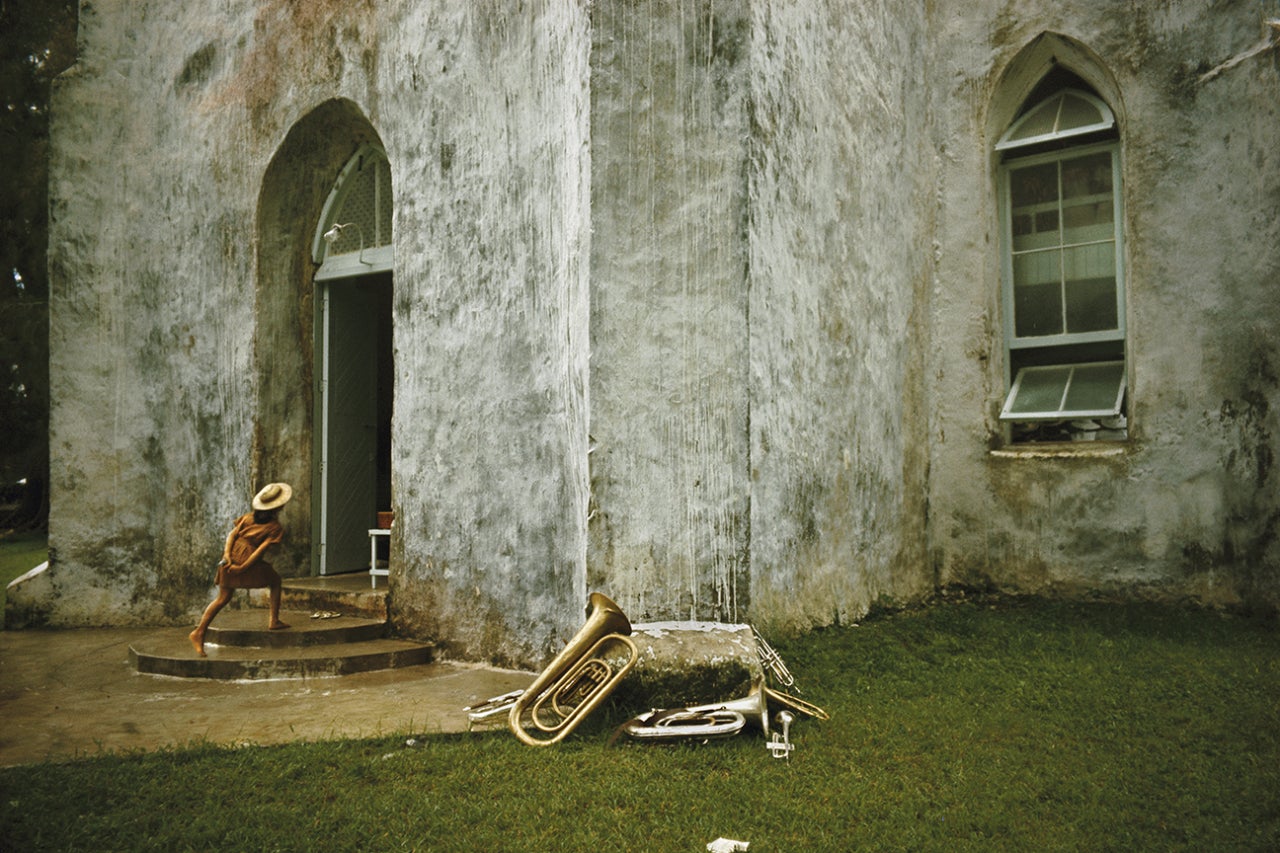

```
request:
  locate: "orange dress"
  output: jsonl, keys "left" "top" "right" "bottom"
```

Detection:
{"left": 214, "top": 513, "right": 283, "bottom": 589}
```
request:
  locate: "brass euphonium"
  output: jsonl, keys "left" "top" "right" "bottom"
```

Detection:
{"left": 508, "top": 592, "right": 639, "bottom": 746}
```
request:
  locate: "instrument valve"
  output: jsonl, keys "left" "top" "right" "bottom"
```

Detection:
{"left": 766, "top": 711, "right": 795, "bottom": 760}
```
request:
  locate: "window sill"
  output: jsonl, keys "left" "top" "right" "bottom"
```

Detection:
{"left": 990, "top": 442, "right": 1128, "bottom": 460}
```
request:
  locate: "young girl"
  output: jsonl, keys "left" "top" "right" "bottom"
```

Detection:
{"left": 189, "top": 482, "right": 293, "bottom": 656}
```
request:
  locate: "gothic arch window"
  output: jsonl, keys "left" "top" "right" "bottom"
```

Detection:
{"left": 312, "top": 144, "right": 394, "bottom": 280}
{"left": 996, "top": 75, "right": 1127, "bottom": 443}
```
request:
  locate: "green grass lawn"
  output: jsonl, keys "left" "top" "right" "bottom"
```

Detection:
{"left": 1, "top": 597, "right": 1276, "bottom": 851}
{"left": 0, "top": 531, "right": 46, "bottom": 621}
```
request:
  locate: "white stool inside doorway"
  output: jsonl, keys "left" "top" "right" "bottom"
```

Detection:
{"left": 368, "top": 528, "right": 390, "bottom": 588}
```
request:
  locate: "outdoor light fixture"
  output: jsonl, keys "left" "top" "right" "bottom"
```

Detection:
{"left": 322, "top": 222, "right": 372, "bottom": 265}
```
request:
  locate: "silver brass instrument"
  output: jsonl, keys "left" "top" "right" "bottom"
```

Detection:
{"left": 508, "top": 592, "right": 639, "bottom": 746}
{"left": 620, "top": 676, "right": 771, "bottom": 740}
{"left": 753, "top": 626, "right": 799, "bottom": 693}
{"left": 764, "top": 686, "right": 830, "bottom": 722}
{"left": 463, "top": 689, "right": 523, "bottom": 729}
{"left": 619, "top": 677, "right": 829, "bottom": 741}
{"left": 766, "top": 711, "right": 796, "bottom": 759}
{"left": 621, "top": 708, "right": 746, "bottom": 741}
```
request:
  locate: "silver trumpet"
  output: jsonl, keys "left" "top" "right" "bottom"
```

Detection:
{"left": 753, "top": 626, "right": 799, "bottom": 693}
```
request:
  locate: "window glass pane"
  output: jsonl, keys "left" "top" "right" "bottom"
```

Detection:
{"left": 1062, "top": 362, "right": 1125, "bottom": 412}
{"left": 1007, "top": 367, "right": 1069, "bottom": 415}
{"left": 1035, "top": 210, "right": 1059, "bottom": 234}
{"left": 1057, "top": 92, "right": 1104, "bottom": 131}
{"left": 1013, "top": 275, "right": 1063, "bottom": 340}
{"left": 1062, "top": 243, "right": 1117, "bottom": 336}
{"left": 1013, "top": 249, "right": 1059, "bottom": 286}
{"left": 1061, "top": 152, "right": 1112, "bottom": 200}
{"left": 1013, "top": 212, "right": 1059, "bottom": 252}
{"left": 1010, "top": 162, "right": 1058, "bottom": 208}
{"left": 1063, "top": 242, "right": 1114, "bottom": 282}
{"left": 1065, "top": 277, "right": 1118, "bottom": 333}
{"left": 1062, "top": 200, "right": 1112, "bottom": 243}
{"left": 1010, "top": 95, "right": 1062, "bottom": 142}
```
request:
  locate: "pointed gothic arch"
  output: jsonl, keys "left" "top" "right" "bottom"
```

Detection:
{"left": 255, "top": 100, "right": 391, "bottom": 575}
{"left": 987, "top": 35, "right": 1129, "bottom": 444}
{"left": 312, "top": 144, "right": 395, "bottom": 279}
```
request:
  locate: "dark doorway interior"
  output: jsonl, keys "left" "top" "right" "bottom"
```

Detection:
{"left": 316, "top": 271, "right": 393, "bottom": 575}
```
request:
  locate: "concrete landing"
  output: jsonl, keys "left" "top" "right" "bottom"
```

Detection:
{"left": 130, "top": 576, "right": 432, "bottom": 680}
{"left": 129, "top": 628, "right": 435, "bottom": 680}
{"left": 0, "top": 627, "right": 535, "bottom": 767}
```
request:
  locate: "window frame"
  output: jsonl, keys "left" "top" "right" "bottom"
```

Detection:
{"left": 998, "top": 140, "right": 1126, "bottom": 353}
{"left": 995, "top": 88, "right": 1116, "bottom": 152}
{"left": 999, "top": 360, "right": 1127, "bottom": 422}
{"left": 995, "top": 87, "right": 1129, "bottom": 441}
{"left": 312, "top": 144, "right": 394, "bottom": 280}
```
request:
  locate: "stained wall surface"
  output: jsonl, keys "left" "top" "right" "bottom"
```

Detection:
{"left": 744, "top": 1, "right": 934, "bottom": 628}
{"left": 927, "top": 2, "right": 1280, "bottom": 608}
{"left": 22, "top": 0, "right": 595, "bottom": 665}
{"left": 587, "top": 0, "right": 754, "bottom": 624}
{"left": 13, "top": 1, "right": 1278, "bottom": 661}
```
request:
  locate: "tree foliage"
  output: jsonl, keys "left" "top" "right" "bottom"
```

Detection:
{"left": 0, "top": 0, "right": 77, "bottom": 529}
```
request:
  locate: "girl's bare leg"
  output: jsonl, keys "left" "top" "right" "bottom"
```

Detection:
{"left": 267, "top": 579, "right": 289, "bottom": 630}
{"left": 189, "top": 587, "right": 234, "bottom": 656}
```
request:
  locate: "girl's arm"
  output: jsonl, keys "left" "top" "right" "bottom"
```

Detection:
{"left": 220, "top": 528, "right": 236, "bottom": 565}
{"left": 229, "top": 537, "right": 276, "bottom": 571}
{"left": 226, "top": 524, "right": 283, "bottom": 572}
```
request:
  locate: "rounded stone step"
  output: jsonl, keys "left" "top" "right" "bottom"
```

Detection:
{"left": 204, "top": 609, "right": 386, "bottom": 648}
{"left": 248, "top": 575, "right": 389, "bottom": 620}
{"left": 129, "top": 632, "right": 435, "bottom": 680}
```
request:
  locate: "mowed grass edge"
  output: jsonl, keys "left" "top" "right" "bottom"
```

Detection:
{"left": 0, "top": 597, "right": 1276, "bottom": 851}
{"left": 0, "top": 531, "right": 47, "bottom": 621}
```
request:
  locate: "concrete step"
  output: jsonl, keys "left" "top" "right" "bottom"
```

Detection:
{"left": 129, "top": 630, "right": 435, "bottom": 680}
{"left": 247, "top": 574, "right": 388, "bottom": 620}
{"left": 203, "top": 609, "right": 387, "bottom": 648}
{"left": 130, "top": 574, "right": 432, "bottom": 680}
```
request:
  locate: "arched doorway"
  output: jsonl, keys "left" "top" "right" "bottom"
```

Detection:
{"left": 311, "top": 144, "right": 395, "bottom": 575}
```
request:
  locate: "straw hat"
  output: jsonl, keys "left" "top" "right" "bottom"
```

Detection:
{"left": 252, "top": 482, "right": 293, "bottom": 511}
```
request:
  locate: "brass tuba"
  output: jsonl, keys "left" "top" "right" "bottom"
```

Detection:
{"left": 508, "top": 592, "right": 639, "bottom": 746}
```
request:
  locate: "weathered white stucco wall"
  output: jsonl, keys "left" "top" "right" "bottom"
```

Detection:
{"left": 927, "top": 2, "right": 1280, "bottom": 607}
{"left": 22, "top": 0, "right": 595, "bottom": 663}
{"left": 744, "top": 1, "right": 935, "bottom": 629}
{"left": 588, "top": 0, "right": 935, "bottom": 631}
{"left": 34, "top": 1, "right": 266, "bottom": 625}
{"left": 588, "top": 0, "right": 753, "bottom": 623}
{"left": 381, "top": 2, "right": 593, "bottom": 663}
{"left": 15, "top": 0, "right": 1277, "bottom": 658}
